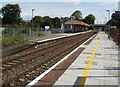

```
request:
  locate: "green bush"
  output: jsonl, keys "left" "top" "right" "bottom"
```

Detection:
{"left": 38, "top": 33, "right": 44, "bottom": 36}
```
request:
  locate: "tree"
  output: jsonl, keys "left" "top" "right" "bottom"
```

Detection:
{"left": 0, "top": 16, "right": 2, "bottom": 26}
{"left": 31, "top": 16, "right": 44, "bottom": 27}
{"left": 83, "top": 14, "right": 95, "bottom": 24}
{"left": 1, "top": 4, "right": 21, "bottom": 24}
{"left": 107, "top": 19, "right": 118, "bottom": 26}
{"left": 51, "top": 17, "right": 61, "bottom": 28}
{"left": 112, "top": 11, "right": 120, "bottom": 22}
{"left": 42, "top": 16, "right": 52, "bottom": 28}
{"left": 118, "top": 21, "right": 120, "bottom": 28}
{"left": 70, "top": 10, "right": 82, "bottom": 21}
{"left": 109, "top": 11, "right": 120, "bottom": 27}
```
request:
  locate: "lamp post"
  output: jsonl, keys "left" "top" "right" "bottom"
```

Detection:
{"left": 104, "top": 18, "right": 107, "bottom": 24}
{"left": 106, "top": 10, "right": 111, "bottom": 39}
{"left": 31, "top": 9, "right": 35, "bottom": 37}
{"left": 106, "top": 10, "right": 110, "bottom": 21}
{"left": 104, "top": 18, "right": 107, "bottom": 33}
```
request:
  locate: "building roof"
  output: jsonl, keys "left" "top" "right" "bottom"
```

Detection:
{"left": 65, "top": 19, "right": 90, "bottom": 27}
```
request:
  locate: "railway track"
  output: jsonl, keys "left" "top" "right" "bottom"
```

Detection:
{"left": 2, "top": 30, "right": 97, "bottom": 87}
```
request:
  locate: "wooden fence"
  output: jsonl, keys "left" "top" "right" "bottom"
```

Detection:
{"left": 109, "top": 28, "right": 120, "bottom": 47}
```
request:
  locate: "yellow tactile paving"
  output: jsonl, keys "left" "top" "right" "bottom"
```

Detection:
{"left": 80, "top": 37, "right": 100, "bottom": 87}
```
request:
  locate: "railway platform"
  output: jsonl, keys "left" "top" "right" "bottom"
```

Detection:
{"left": 54, "top": 32, "right": 119, "bottom": 86}
{"left": 30, "top": 31, "right": 119, "bottom": 87}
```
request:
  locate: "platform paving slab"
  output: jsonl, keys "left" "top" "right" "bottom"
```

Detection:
{"left": 53, "top": 32, "right": 119, "bottom": 86}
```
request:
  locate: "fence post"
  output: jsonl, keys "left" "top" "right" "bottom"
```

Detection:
{"left": 30, "top": 28, "right": 32, "bottom": 37}
{"left": 12, "top": 28, "right": 14, "bottom": 37}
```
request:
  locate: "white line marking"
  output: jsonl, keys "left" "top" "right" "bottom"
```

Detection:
{"left": 26, "top": 33, "right": 97, "bottom": 87}
{"left": 36, "top": 30, "right": 92, "bottom": 43}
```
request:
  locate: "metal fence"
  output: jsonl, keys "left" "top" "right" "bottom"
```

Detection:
{"left": 2, "top": 28, "right": 44, "bottom": 40}
{"left": 109, "top": 28, "right": 120, "bottom": 47}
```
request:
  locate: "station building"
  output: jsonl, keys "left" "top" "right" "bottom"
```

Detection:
{"left": 64, "top": 19, "right": 90, "bottom": 32}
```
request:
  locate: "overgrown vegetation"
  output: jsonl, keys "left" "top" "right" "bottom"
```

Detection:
{"left": 2, "top": 34, "right": 27, "bottom": 49}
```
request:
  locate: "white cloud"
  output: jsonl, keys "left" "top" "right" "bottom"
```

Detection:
{"left": 64, "top": 0, "right": 81, "bottom": 5}
{"left": 65, "top": 0, "right": 81, "bottom": 2}
{"left": 2, "top": 2, "right": 118, "bottom": 23}
{"left": 64, "top": 2, "right": 80, "bottom": 5}
{"left": 21, "top": 12, "right": 30, "bottom": 17}
{"left": 20, "top": 3, "right": 109, "bottom": 24}
{"left": 1, "top": 0, "right": 120, "bottom": 2}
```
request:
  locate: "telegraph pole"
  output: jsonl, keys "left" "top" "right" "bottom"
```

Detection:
{"left": 106, "top": 10, "right": 111, "bottom": 39}
{"left": 31, "top": 9, "right": 35, "bottom": 37}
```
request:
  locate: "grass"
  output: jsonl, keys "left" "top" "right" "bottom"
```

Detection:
{"left": 38, "top": 32, "right": 44, "bottom": 36}
{"left": 1, "top": 32, "right": 44, "bottom": 50}
{"left": 2, "top": 34, "right": 27, "bottom": 49}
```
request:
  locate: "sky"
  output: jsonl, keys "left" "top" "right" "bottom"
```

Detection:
{"left": 1, "top": 0, "right": 120, "bottom": 24}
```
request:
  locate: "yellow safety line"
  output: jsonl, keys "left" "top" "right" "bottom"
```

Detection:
{"left": 79, "top": 37, "right": 100, "bottom": 87}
